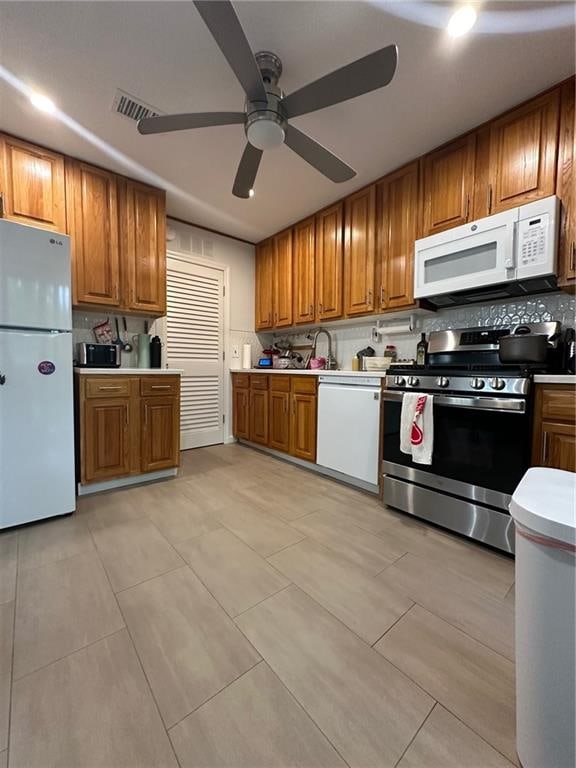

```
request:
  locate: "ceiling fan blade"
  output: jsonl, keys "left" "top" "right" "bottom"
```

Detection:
{"left": 281, "top": 44, "right": 398, "bottom": 119}
{"left": 233, "top": 143, "right": 263, "bottom": 198}
{"left": 193, "top": 1, "right": 267, "bottom": 103}
{"left": 284, "top": 125, "right": 355, "bottom": 183}
{"left": 138, "top": 112, "right": 245, "bottom": 135}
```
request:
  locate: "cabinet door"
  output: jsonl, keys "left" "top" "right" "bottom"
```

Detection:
{"left": 249, "top": 389, "right": 269, "bottom": 445}
{"left": 293, "top": 217, "right": 315, "bottom": 324}
{"left": 255, "top": 239, "right": 274, "bottom": 330}
{"left": 420, "top": 134, "right": 476, "bottom": 237}
{"left": 344, "top": 186, "right": 376, "bottom": 316}
{"left": 233, "top": 387, "right": 250, "bottom": 439}
{"left": 66, "top": 160, "right": 121, "bottom": 308}
{"left": 274, "top": 229, "right": 293, "bottom": 327}
{"left": 141, "top": 396, "right": 180, "bottom": 472}
{"left": 537, "top": 421, "right": 576, "bottom": 472}
{"left": 557, "top": 79, "right": 575, "bottom": 286}
{"left": 120, "top": 180, "right": 166, "bottom": 315}
{"left": 269, "top": 391, "right": 290, "bottom": 453}
{"left": 0, "top": 135, "right": 66, "bottom": 232}
{"left": 488, "top": 89, "right": 560, "bottom": 214}
{"left": 315, "top": 203, "right": 343, "bottom": 320}
{"left": 377, "top": 162, "right": 418, "bottom": 311}
{"left": 83, "top": 398, "right": 130, "bottom": 482}
{"left": 290, "top": 392, "right": 317, "bottom": 462}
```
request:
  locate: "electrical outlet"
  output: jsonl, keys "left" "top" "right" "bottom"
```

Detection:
{"left": 232, "top": 344, "right": 240, "bottom": 358}
{"left": 371, "top": 327, "right": 379, "bottom": 343}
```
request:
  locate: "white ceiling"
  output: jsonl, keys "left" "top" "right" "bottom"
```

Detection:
{"left": 0, "top": 2, "right": 574, "bottom": 242}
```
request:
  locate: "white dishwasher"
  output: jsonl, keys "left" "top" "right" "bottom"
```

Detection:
{"left": 316, "top": 375, "right": 381, "bottom": 486}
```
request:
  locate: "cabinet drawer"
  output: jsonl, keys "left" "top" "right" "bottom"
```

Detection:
{"left": 270, "top": 375, "right": 291, "bottom": 392}
{"left": 291, "top": 376, "right": 317, "bottom": 394}
{"left": 232, "top": 373, "right": 250, "bottom": 389}
{"left": 250, "top": 375, "right": 269, "bottom": 390}
{"left": 140, "top": 377, "right": 180, "bottom": 397}
{"left": 85, "top": 377, "right": 131, "bottom": 398}
{"left": 541, "top": 387, "right": 576, "bottom": 422}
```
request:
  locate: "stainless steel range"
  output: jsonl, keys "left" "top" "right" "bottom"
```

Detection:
{"left": 381, "top": 322, "right": 564, "bottom": 554}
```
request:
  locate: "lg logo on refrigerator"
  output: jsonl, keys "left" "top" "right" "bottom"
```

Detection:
{"left": 49, "top": 238, "right": 64, "bottom": 246}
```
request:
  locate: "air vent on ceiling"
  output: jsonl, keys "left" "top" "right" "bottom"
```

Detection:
{"left": 112, "top": 88, "right": 162, "bottom": 122}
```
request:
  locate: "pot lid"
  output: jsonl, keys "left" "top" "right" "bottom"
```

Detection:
{"left": 510, "top": 467, "right": 576, "bottom": 545}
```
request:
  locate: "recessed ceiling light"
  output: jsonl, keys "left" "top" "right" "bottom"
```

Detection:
{"left": 447, "top": 6, "right": 477, "bottom": 37}
{"left": 30, "top": 92, "right": 56, "bottom": 113}
{"left": 249, "top": 189, "right": 255, "bottom": 198}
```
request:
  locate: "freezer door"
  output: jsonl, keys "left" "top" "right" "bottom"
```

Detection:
{"left": 0, "top": 329, "right": 76, "bottom": 528}
{"left": 0, "top": 220, "right": 72, "bottom": 330}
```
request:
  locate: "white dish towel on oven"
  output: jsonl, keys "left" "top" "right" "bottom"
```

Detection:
{"left": 400, "top": 392, "right": 434, "bottom": 465}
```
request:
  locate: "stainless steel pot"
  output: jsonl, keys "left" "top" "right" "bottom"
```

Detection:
{"left": 498, "top": 325, "right": 556, "bottom": 364}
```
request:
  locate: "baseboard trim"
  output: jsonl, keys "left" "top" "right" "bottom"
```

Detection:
{"left": 77, "top": 468, "right": 178, "bottom": 496}
{"left": 237, "top": 440, "right": 379, "bottom": 494}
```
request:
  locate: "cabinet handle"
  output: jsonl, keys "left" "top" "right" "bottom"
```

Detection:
{"left": 309, "top": 304, "right": 313, "bottom": 317}
{"left": 319, "top": 303, "right": 323, "bottom": 315}
{"left": 367, "top": 289, "right": 373, "bottom": 306}
{"left": 284, "top": 397, "right": 288, "bottom": 414}
{"left": 380, "top": 285, "right": 385, "bottom": 305}
{"left": 542, "top": 431, "right": 549, "bottom": 464}
{"left": 292, "top": 397, "right": 296, "bottom": 416}
{"left": 0, "top": 194, "right": 4, "bottom": 218}
{"left": 486, "top": 185, "right": 493, "bottom": 214}
{"left": 465, "top": 195, "right": 471, "bottom": 221}
{"left": 99, "top": 385, "right": 121, "bottom": 390}
{"left": 570, "top": 242, "right": 576, "bottom": 273}
{"left": 274, "top": 312, "right": 277, "bottom": 325}
{"left": 126, "top": 409, "right": 129, "bottom": 426}
{"left": 144, "top": 406, "right": 148, "bottom": 428}
{"left": 151, "top": 385, "right": 170, "bottom": 389}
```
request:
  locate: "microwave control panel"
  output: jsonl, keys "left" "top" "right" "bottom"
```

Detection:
{"left": 517, "top": 213, "right": 549, "bottom": 267}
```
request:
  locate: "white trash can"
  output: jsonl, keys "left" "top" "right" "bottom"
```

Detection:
{"left": 510, "top": 467, "right": 576, "bottom": 768}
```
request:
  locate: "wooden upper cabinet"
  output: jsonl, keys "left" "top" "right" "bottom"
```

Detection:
{"left": 273, "top": 229, "right": 293, "bottom": 327}
{"left": 292, "top": 217, "right": 315, "bottom": 324}
{"left": 377, "top": 162, "right": 418, "bottom": 311}
{"left": 66, "top": 160, "right": 121, "bottom": 308}
{"left": 0, "top": 135, "right": 66, "bottom": 232}
{"left": 557, "top": 79, "right": 575, "bottom": 287}
{"left": 344, "top": 186, "right": 376, "bottom": 316}
{"left": 255, "top": 239, "right": 274, "bottom": 330}
{"left": 120, "top": 180, "right": 166, "bottom": 315}
{"left": 420, "top": 134, "right": 476, "bottom": 237}
{"left": 315, "top": 203, "right": 343, "bottom": 321}
{"left": 487, "top": 89, "right": 560, "bottom": 214}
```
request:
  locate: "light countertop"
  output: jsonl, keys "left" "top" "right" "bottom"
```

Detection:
{"left": 233, "top": 368, "right": 389, "bottom": 378}
{"left": 533, "top": 374, "right": 576, "bottom": 384}
{"left": 74, "top": 368, "right": 183, "bottom": 375}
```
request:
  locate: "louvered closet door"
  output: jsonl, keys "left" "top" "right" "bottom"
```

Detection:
{"left": 166, "top": 257, "right": 224, "bottom": 449}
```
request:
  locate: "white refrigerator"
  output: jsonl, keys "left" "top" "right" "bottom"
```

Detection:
{"left": 0, "top": 220, "right": 76, "bottom": 528}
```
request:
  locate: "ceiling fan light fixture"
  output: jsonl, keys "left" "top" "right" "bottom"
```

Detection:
{"left": 246, "top": 116, "right": 285, "bottom": 150}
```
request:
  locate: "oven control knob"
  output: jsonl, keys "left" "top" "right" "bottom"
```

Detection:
{"left": 408, "top": 376, "right": 420, "bottom": 387}
{"left": 436, "top": 376, "right": 449, "bottom": 388}
{"left": 470, "top": 377, "right": 485, "bottom": 390}
{"left": 394, "top": 376, "right": 406, "bottom": 386}
{"left": 490, "top": 377, "right": 506, "bottom": 391}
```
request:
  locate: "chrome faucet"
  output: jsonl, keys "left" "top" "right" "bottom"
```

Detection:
{"left": 310, "top": 328, "right": 337, "bottom": 370}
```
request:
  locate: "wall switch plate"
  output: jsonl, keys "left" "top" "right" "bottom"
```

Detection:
{"left": 232, "top": 344, "right": 240, "bottom": 358}
{"left": 371, "top": 327, "right": 379, "bottom": 343}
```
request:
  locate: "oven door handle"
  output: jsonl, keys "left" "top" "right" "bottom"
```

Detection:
{"left": 381, "top": 391, "right": 526, "bottom": 413}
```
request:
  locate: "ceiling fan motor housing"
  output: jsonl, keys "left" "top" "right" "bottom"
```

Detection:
{"left": 245, "top": 52, "right": 287, "bottom": 151}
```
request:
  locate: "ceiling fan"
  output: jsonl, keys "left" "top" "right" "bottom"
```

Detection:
{"left": 138, "top": 0, "right": 398, "bottom": 198}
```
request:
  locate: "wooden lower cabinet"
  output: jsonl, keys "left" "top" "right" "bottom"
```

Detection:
{"left": 141, "top": 396, "right": 180, "bottom": 472}
{"left": 532, "top": 384, "right": 576, "bottom": 472}
{"left": 232, "top": 373, "right": 317, "bottom": 462}
{"left": 249, "top": 389, "right": 269, "bottom": 445}
{"left": 83, "top": 398, "right": 131, "bottom": 482}
{"left": 77, "top": 374, "right": 180, "bottom": 484}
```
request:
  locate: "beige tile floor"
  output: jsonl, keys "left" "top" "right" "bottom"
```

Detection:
{"left": 0, "top": 443, "right": 517, "bottom": 768}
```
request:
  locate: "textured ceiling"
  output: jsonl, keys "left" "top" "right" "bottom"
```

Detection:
{"left": 0, "top": 1, "right": 574, "bottom": 242}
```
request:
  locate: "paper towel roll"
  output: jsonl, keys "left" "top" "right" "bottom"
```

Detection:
{"left": 241, "top": 344, "right": 252, "bottom": 369}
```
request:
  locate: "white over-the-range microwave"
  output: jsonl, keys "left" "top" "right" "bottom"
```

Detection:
{"left": 414, "top": 196, "right": 559, "bottom": 308}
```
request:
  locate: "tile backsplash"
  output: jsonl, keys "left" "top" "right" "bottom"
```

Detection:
{"left": 272, "top": 292, "right": 576, "bottom": 369}
{"left": 72, "top": 311, "right": 153, "bottom": 368}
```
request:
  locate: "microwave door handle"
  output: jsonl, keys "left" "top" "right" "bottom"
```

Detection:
{"left": 381, "top": 391, "right": 526, "bottom": 413}
{"left": 504, "top": 223, "right": 517, "bottom": 271}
